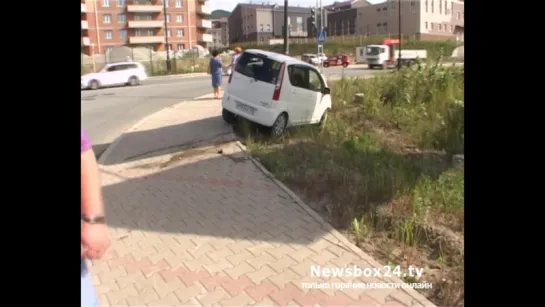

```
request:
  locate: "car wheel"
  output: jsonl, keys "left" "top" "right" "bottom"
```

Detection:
{"left": 323, "top": 62, "right": 329, "bottom": 68}
{"left": 270, "top": 113, "right": 288, "bottom": 136}
{"left": 128, "top": 76, "right": 139, "bottom": 86}
{"left": 342, "top": 62, "right": 348, "bottom": 68}
{"left": 222, "top": 108, "right": 236, "bottom": 125}
{"left": 89, "top": 80, "right": 100, "bottom": 90}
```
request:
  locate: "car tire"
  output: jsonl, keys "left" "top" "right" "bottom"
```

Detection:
{"left": 269, "top": 113, "right": 288, "bottom": 136}
{"left": 222, "top": 108, "right": 236, "bottom": 125}
{"left": 128, "top": 76, "right": 139, "bottom": 86}
{"left": 323, "top": 62, "right": 329, "bottom": 68}
{"left": 342, "top": 62, "right": 348, "bottom": 68}
{"left": 89, "top": 80, "right": 100, "bottom": 90}
{"left": 368, "top": 65, "right": 374, "bottom": 70}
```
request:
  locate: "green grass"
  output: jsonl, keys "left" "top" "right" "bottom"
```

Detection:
{"left": 246, "top": 63, "right": 464, "bottom": 306}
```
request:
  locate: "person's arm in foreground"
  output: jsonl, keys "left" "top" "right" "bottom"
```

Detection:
{"left": 81, "top": 133, "right": 110, "bottom": 260}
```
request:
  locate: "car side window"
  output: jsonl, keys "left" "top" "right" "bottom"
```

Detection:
{"left": 106, "top": 65, "right": 118, "bottom": 72}
{"left": 288, "top": 65, "right": 323, "bottom": 92}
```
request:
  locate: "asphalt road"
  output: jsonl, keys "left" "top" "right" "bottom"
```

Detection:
{"left": 81, "top": 65, "right": 380, "bottom": 158}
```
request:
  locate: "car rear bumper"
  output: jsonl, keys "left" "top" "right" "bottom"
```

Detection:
{"left": 222, "top": 94, "right": 277, "bottom": 127}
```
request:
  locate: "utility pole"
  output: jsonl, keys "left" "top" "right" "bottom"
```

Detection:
{"left": 163, "top": 0, "right": 172, "bottom": 73}
{"left": 397, "top": 0, "right": 402, "bottom": 70}
{"left": 283, "top": 0, "right": 289, "bottom": 55}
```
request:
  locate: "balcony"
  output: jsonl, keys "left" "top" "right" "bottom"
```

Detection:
{"left": 198, "top": 33, "right": 213, "bottom": 43}
{"left": 81, "top": 3, "right": 86, "bottom": 13}
{"left": 197, "top": 5, "right": 212, "bottom": 15}
{"left": 82, "top": 37, "right": 91, "bottom": 46}
{"left": 128, "top": 20, "right": 164, "bottom": 28}
{"left": 127, "top": 5, "right": 163, "bottom": 13}
{"left": 129, "top": 36, "right": 165, "bottom": 44}
{"left": 81, "top": 20, "right": 89, "bottom": 30}
{"left": 198, "top": 19, "right": 212, "bottom": 29}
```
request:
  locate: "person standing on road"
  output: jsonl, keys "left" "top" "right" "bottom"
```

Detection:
{"left": 231, "top": 47, "right": 242, "bottom": 69}
{"left": 208, "top": 50, "right": 223, "bottom": 99}
{"left": 81, "top": 128, "right": 110, "bottom": 307}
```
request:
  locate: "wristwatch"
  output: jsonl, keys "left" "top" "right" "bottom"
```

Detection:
{"left": 81, "top": 215, "right": 106, "bottom": 224}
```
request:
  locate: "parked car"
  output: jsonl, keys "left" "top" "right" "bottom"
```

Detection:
{"left": 81, "top": 62, "right": 148, "bottom": 90}
{"left": 322, "top": 54, "right": 350, "bottom": 68}
{"left": 301, "top": 53, "right": 321, "bottom": 65}
{"left": 317, "top": 53, "right": 328, "bottom": 62}
{"left": 222, "top": 49, "right": 332, "bottom": 136}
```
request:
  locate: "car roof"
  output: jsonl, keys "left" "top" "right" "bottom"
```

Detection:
{"left": 244, "top": 49, "right": 314, "bottom": 68}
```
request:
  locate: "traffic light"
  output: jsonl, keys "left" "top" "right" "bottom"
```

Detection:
{"left": 310, "top": 7, "right": 316, "bottom": 33}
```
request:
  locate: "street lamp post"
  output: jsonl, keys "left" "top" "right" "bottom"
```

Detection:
{"left": 397, "top": 0, "right": 402, "bottom": 70}
{"left": 283, "top": 0, "right": 289, "bottom": 55}
{"left": 163, "top": 0, "right": 172, "bottom": 73}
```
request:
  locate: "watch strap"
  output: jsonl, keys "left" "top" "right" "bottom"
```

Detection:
{"left": 82, "top": 215, "right": 106, "bottom": 224}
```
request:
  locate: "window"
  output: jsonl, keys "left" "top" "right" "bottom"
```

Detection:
{"left": 104, "top": 14, "right": 112, "bottom": 24}
{"left": 383, "top": 22, "right": 388, "bottom": 32}
{"left": 383, "top": 7, "right": 387, "bottom": 16}
{"left": 438, "top": 24, "right": 442, "bottom": 31}
{"left": 176, "top": 15, "right": 183, "bottom": 23}
{"left": 425, "top": 22, "right": 428, "bottom": 29}
{"left": 116, "top": 0, "right": 126, "bottom": 6}
{"left": 450, "top": 25, "right": 453, "bottom": 32}
{"left": 296, "top": 17, "right": 303, "bottom": 31}
{"left": 103, "top": 0, "right": 110, "bottom": 8}
{"left": 176, "top": 29, "right": 184, "bottom": 36}
{"left": 425, "top": 0, "right": 428, "bottom": 12}
{"left": 439, "top": 0, "right": 442, "bottom": 14}
{"left": 234, "top": 53, "right": 283, "bottom": 85}
{"left": 266, "top": 24, "right": 271, "bottom": 32}
{"left": 445, "top": 1, "right": 448, "bottom": 14}
{"left": 166, "top": 15, "right": 170, "bottom": 23}
{"left": 136, "top": 29, "right": 154, "bottom": 36}
{"left": 456, "top": 12, "right": 461, "bottom": 20}
{"left": 119, "top": 30, "right": 127, "bottom": 39}
{"left": 430, "top": 23, "right": 434, "bottom": 30}
{"left": 411, "top": 1, "right": 417, "bottom": 13}
{"left": 105, "top": 30, "right": 113, "bottom": 40}
{"left": 175, "top": 0, "right": 182, "bottom": 8}
{"left": 176, "top": 43, "right": 185, "bottom": 50}
{"left": 135, "top": 14, "right": 152, "bottom": 21}
{"left": 287, "top": 66, "right": 323, "bottom": 92}
{"left": 117, "top": 14, "right": 126, "bottom": 23}
{"left": 166, "top": 30, "right": 171, "bottom": 37}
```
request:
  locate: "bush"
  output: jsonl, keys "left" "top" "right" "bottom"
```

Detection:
{"left": 230, "top": 36, "right": 460, "bottom": 60}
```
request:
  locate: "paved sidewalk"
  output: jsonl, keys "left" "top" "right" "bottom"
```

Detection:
{"left": 96, "top": 96, "right": 435, "bottom": 306}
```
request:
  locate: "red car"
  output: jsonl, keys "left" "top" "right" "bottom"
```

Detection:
{"left": 322, "top": 55, "right": 350, "bottom": 68}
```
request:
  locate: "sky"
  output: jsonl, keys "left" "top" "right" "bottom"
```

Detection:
{"left": 208, "top": 0, "right": 383, "bottom": 12}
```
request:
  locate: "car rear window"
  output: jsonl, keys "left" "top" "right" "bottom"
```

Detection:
{"left": 234, "top": 52, "right": 282, "bottom": 84}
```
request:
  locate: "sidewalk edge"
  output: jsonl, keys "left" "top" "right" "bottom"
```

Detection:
{"left": 97, "top": 93, "right": 214, "bottom": 165}
{"left": 234, "top": 140, "right": 436, "bottom": 307}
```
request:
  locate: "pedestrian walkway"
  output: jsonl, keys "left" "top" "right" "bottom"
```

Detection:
{"left": 96, "top": 95, "right": 435, "bottom": 306}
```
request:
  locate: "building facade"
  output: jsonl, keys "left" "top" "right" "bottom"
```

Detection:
{"left": 355, "top": 0, "right": 464, "bottom": 41}
{"left": 325, "top": 0, "right": 370, "bottom": 37}
{"left": 81, "top": 0, "right": 212, "bottom": 55}
{"left": 228, "top": 3, "right": 312, "bottom": 44}
{"left": 209, "top": 17, "right": 229, "bottom": 49}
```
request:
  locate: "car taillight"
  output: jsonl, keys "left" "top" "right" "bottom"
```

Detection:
{"left": 272, "top": 62, "right": 286, "bottom": 101}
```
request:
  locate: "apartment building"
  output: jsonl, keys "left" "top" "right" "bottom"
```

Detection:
{"left": 80, "top": 0, "right": 212, "bottom": 55}
{"left": 325, "top": 0, "right": 370, "bottom": 36}
{"left": 228, "top": 3, "right": 312, "bottom": 44}
{"left": 355, "top": 0, "right": 464, "bottom": 41}
{"left": 209, "top": 17, "right": 229, "bottom": 49}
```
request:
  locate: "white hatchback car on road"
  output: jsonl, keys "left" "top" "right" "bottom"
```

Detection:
{"left": 81, "top": 62, "right": 148, "bottom": 90}
{"left": 222, "top": 49, "right": 332, "bottom": 135}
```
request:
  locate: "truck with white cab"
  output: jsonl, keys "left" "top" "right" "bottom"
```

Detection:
{"left": 360, "top": 39, "right": 427, "bottom": 70}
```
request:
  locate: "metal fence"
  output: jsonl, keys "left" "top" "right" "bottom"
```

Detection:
{"left": 81, "top": 47, "right": 215, "bottom": 76}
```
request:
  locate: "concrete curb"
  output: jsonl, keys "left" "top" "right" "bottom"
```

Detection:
{"left": 148, "top": 72, "right": 208, "bottom": 80}
{"left": 97, "top": 93, "right": 213, "bottom": 165}
{"left": 234, "top": 141, "right": 436, "bottom": 307}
